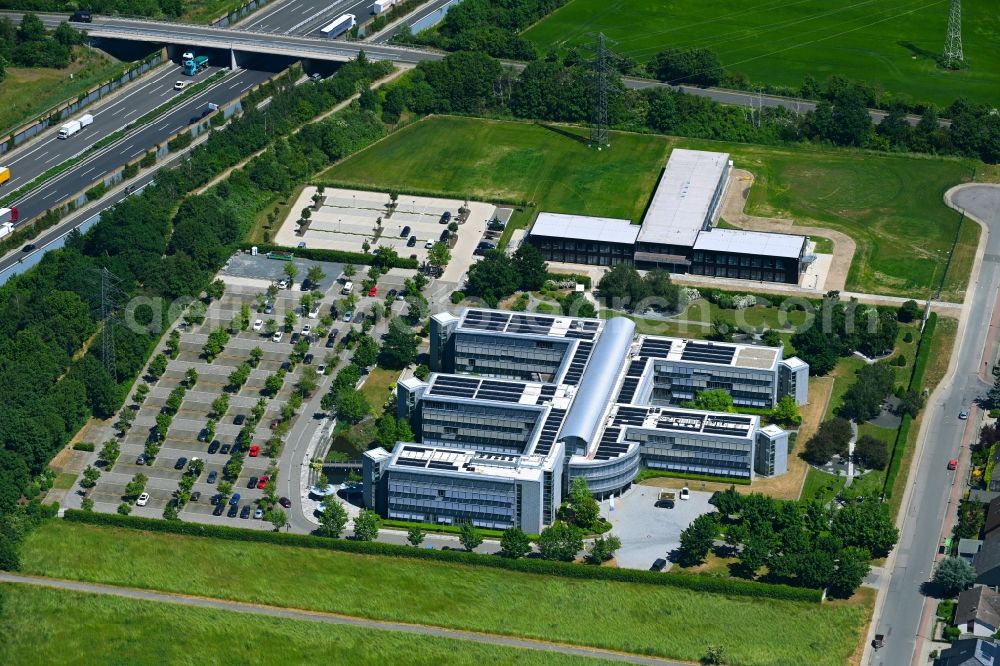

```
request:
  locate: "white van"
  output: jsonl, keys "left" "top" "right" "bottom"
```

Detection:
{"left": 341, "top": 281, "right": 353, "bottom": 295}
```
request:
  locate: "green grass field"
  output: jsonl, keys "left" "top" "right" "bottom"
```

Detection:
{"left": 0, "top": 48, "right": 123, "bottom": 135}
{"left": 321, "top": 116, "right": 976, "bottom": 300}
{"left": 0, "top": 584, "right": 613, "bottom": 666}
{"left": 20, "top": 521, "right": 871, "bottom": 666}
{"left": 522, "top": 0, "right": 1000, "bottom": 108}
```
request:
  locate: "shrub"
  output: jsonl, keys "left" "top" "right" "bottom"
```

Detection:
{"left": 450, "top": 291, "right": 465, "bottom": 304}
{"left": 168, "top": 132, "right": 194, "bottom": 151}
{"left": 72, "top": 442, "right": 96, "bottom": 452}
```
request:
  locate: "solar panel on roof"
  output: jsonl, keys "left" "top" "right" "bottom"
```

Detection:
{"left": 534, "top": 408, "right": 567, "bottom": 456}
{"left": 463, "top": 310, "right": 510, "bottom": 331}
{"left": 639, "top": 339, "right": 672, "bottom": 358}
{"left": 562, "top": 341, "right": 594, "bottom": 385}
{"left": 680, "top": 341, "right": 736, "bottom": 365}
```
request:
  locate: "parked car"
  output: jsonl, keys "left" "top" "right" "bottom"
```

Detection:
{"left": 297, "top": 241, "right": 306, "bottom": 249}
{"left": 263, "top": 303, "right": 273, "bottom": 315}
{"left": 213, "top": 503, "right": 225, "bottom": 516}
{"left": 247, "top": 476, "right": 258, "bottom": 489}
{"left": 208, "top": 440, "right": 220, "bottom": 454}
{"left": 959, "top": 410, "right": 969, "bottom": 420}
{"left": 240, "top": 505, "right": 252, "bottom": 519}
{"left": 325, "top": 336, "right": 336, "bottom": 349}
{"left": 439, "top": 229, "right": 450, "bottom": 242}
{"left": 302, "top": 324, "right": 312, "bottom": 336}
{"left": 304, "top": 353, "right": 314, "bottom": 365}
{"left": 207, "top": 470, "right": 218, "bottom": 484}
{"left": 230, "top": 493, "right": 241, "bottom": 506}
{"left": 220, "top": 444, "right": 231, "bottom": 455}
{"left": 233, "top": 414, "right": 245, "bottom": 425}
{"left": 308, "top": 307, "right": 320, "bottom": 319}
{"left": 250, "top": 444, "right": 261, "bottom": 458}
{"left": 399, "top": 225, "right": 411, "bottom": 238}
{"left": 277, "top": 279, "right": 288, "bottom": 289}
{"left": 679, "top": 487, "right": 690, "bottom": 501}
{"left": 227, "top": 504, "right": 239, "bottom": 517}
{"left": 191, "top": 491, "right": 201, "bottom": 502}
{"left": 477, "top": 241, "right": 496, "bottom": 251}
{"left": 368, "top": 286, "right": 378, "bottom": 297}
{"left": 257, "top": 475, "right": 270, "bottom": 489}
{"left": 291, "top": 332, "right": 301, "bottom": 344}
{"left": 407, "top": 235, "right": 417, "bottom": 247}
{"left": 136, "top": 453, "right": 147, "bottom": 465}
{"left": 425, "top": 240, "right": 435, "bottom": 249}
{"left": 317, "top": 364, "right": 327, "bottom": 374}
{"left": 279, "top": 497, "right": 292, "bottom": 508}
{"left": 948, "top": 458, "right": 958, "bottom": 470}
{"left": 353, "top": 311, "right": 364, "bottom": 323}
{"left": 650, "top": 558, "right": 667, "bottom": 572}
{"left": 344, "top": 310, "right": 353, "bottom": 322}
{"left": 252, "top": 319, "right": 263, "bottom": 331}
{"left": 174, "top": 457, "right": 188, "bottom": 470}
{"left": 231, "top": 442, "right": 242, "bottom": 454}
{"left": 440, "top": 211, "right": 451, "bottom": 224}
{"left": 387, "top": 288, "right": 398, "bottom": 300}
{"left": 136, "top": 492, "right": 150, "bottom": 507}
{"left": 280, "top": 361, "right": 291, "bottom": 372}
{"left": 197, "top": 429, "right": 208, "bottom": 442}
{"left": 254, "top": 507, "right": 265, "bottom": 519}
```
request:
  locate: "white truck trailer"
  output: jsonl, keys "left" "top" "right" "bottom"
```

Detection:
{"left": 373, "top": 0, "right": 397, "bottom": 14}
{"left": 58, "top": 113, "right": 94, "bottom": 139}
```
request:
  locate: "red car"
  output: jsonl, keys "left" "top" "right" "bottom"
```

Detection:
{"left": 368, "top": 286, "right": 377, "bottom": 297}
{"left": 257, "top": 475, "right": 269, "bottom": 489}
{"left": 947, "top": 459, "right": 958, "bottom": 471}
{"left": 248, "top": 444, "right": 260, "bottom": 457}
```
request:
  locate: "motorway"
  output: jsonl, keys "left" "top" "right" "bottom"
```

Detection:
{"left": 871, "top": 185, "right": 1000, "bottom": 666}
{"left": 241, "top": 0, "right": 375, "bottom": 36}
{"left": 367, "top": 0, "right": 454, "bottom": 44}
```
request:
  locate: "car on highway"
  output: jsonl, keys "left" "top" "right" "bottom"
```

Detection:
{"left": 229, "top": 493, "right": 241, "bottom": 506}
{"left": 257, "top": 475, "right": 270, "bottom": 489}
{"left": 254, "top": 507, "right": 265, "bottom": 519}
{"left": 219, "top": 444, "right": 231, "bottom": 455}
{"left": 207, "top": 470, "right": 218, "bottom": 484}
{"left": 208, "top": 440, "right": 220, "bottom": 454}
{"left": 70, "top": 10, "right": 92, "bottom": 23}
{"left": 649, "top": 558, "right": 667, "bottom": 572}
{"left": 279, "top": 497, "right": 292, "bottom": 508}
{"left": 174, "top": 80, "right": 188, "bottom": 91}
{"left": 252, "top": 319, "right": 263, "bottom": 331}
{"left": 948, "top": 458, "right": 958, "bottom": 470}
{"left": 213, "top": 503, "right": 225, "bottom": 516}
{"left": 21, "top": 243, "right": 36, "bottom": 253}
{"left": 174, "top": 457, "right": 188, "bottom": 470}
{"left": 227, "top": 504, "right": 239, "bottom": 518}
{"left": 272, "top": 331, "right": 283, "bottom": 343}
{"left": 249, "top": 444, "right": 260, "bottom": 456}
{"left": 240, "top": 505, "right": 252, "bottom": 519}
{"left": 233, "top": 414, "right": 245, "bottom": 425}
{"left": 136, "top": 492, "right": 150, "bottom": 506}
{"left": 959, "top": 410, "right": 969, "bottom": 420}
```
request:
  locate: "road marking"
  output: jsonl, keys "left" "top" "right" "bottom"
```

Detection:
{"left": 80, "top": 167, "right": 96, "bottom": 177}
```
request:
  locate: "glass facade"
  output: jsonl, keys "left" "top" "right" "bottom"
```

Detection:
{"left": 632, "top": 430, "right": 753, "bottom": 480}
{"left": 689, "top": 250, "right": 798, "bottom": 284}
{"left": 650, "top": 361, "right": 776, "bottom": 408}
{"left": 454, "top": 333, "right": 570, "bottom": 382}
{"left": 529, "top": 236, "right": 635, "bottom": 267}
{"left": 387, "top": 471, "right": 519, "bottom": 530}
{"left": 420, "top": 399, "right": 541, "bottom": 455}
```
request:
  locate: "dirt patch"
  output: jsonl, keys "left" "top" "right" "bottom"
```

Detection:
{"left": 722, "top": 169, "right": 857, "bottom": 291}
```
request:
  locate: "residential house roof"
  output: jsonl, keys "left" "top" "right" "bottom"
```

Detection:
{"left": 956, "top": 587, "right": 1000, "bottom": 630}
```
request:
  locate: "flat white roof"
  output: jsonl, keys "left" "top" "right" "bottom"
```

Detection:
{"left": 531, "top": 212, "right": 639, "bottom": 245}
{"left": 693, "top": 228, "right": 805, "bottom": 259}
{"left": 637, "top": 149, "right": 729, "bottom": 248}
{"left": 388, "top": 443, "right": 550, "bottom": 482}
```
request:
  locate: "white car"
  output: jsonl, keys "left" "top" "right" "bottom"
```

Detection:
{"left": 173, "top": 80, "right": 187, "bottom": 91}
{"left": 136, "top": 492, "right": 150, "bottom": 507}
{"left": 272, "top": 331, "right": 283, "bottom": 343}
{"left": 252, "top": 319, "right": 263, "bottom": 332}
{"left": 317, "top": 364, "right": 327, "bottom": 375}
{"left": 425, "top": 240, "right": 435, "bottom": 249}
{"left": 302, "top": 325, "right": 312, "bottom": 336}
{"left": 308, "top": 307, "right": 320, "bottom": 319}
{"left": 182, "top": 51, "right": 194, "bottom": 61}
{"left": 277, "top": 279, "right": 289, "bottom": 289}
{"left": 679, "top": 487, "right": 690, "bottom": 501}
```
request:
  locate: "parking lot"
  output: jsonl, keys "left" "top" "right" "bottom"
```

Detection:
{"left": 274, "top": 186, "right": 497, "bottom": 268}
{"left": 604, "top": 484, "right": 715, "bottom": 570}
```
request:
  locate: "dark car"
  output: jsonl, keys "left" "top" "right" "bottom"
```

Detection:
{"left": 263, "top": 303, "right": 274, "bottom": 315}
{"left": 477, "top": 241, "right": 496, "bottom": 250}
{"left": 70, "top": 10, "right": 92, "bottom": 22}
{"left": 386, "top": 289, "right": 397, "bottom": 300}
{"left": 440, "top": 211, "right": 451, "bottom": 224}
{"left": 227, "top": 504, "right": 239, "bottom": 518}
{"left": 233, "top": 414, "right": 245, "bottom": 425}
{"left": 280, "top": 361, "right": 291, "bottom": 372}
{"left": 353, "top": 311, "right": 364, "bottom": 323}
{"left": 325, "top": 336, "right": 336, "bottom": 349}
{"left": 174, "top": 457, "right": 188, "bottom": 470}
{"left": 136, "top": 453, "right": 147, "bottom": 465}
{"left": 650, "top": 558, "right": 667, "bottom": 572}
{"left": 21, "top": 243, "right": 36, "bottom": 252}
{"left": 399, "top": 225, "right": 411, "bottom": 238}
{"left": 213, "top": 503, "right": 225, "bottom": 516}
{"left": 439, "top": 229, "right": 450, "bottom": 242}
{"left": 207, "top": 470, "right": 218, "bottom": 484}
{"left": 290, "top": 332, "right": 301, "bottom": 344}
{"left": 220, "top": 444, "right": 231, "bottom": 455}
{"left": 279, "top": 496, "right": 292, "bottom": 509}
{"left": 240, "top": 505, "right": 252, "bottom": 519}
{"left": 304, "top": 353, "right": 314, "bottom": 365}
{"left": 231, "top": 441, "right": 242, "bottom": 454}
{"left": 247, "top": 476, "right": 258, "bottom": 489}
{"left": 190, "top": 491, "right": 201, "bottom": 502}
{"left": 406, "top": 235, "right": 417, "bottom": 247}
{"left": 229, "top": 493, "right": 241, "bottom": 506}
{"left": 198, "top": 429, "right": 209, "bottom": 442}
{"left": 208, "top": 440, "right": 220, "bottom": 454}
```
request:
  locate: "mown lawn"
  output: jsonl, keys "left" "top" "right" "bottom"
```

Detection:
{"left": 323, "top": 116, "right": 976, "bottom": 300}
{"left": 522, "top": 0, "right": 1000, "bottom": 108}
{"left": 0, "top": 48, "right": 124, "bottom": 135}
{"left": 20, "top": 521, "right": 871, "bottom": 666}
{"left": 0, "top": 583, "right": 613, "bottom": 666}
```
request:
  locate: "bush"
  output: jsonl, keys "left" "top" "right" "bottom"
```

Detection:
{"left": 450, "top": 291, "right": 465, "bottom": 304}
{"left": 168, "top": 132, "right": 193, "bottom": 151}
{"left": 62, "top": 511, "right": 822, "bottom": 602}
{"left": 72, "top": 442, "right": 96, "bottom": 452}
{"left": 140, "top": 151, "right": 157, "bottom": 168}
{"left": 85, "top": 183, "right": 107, "bottom": 201}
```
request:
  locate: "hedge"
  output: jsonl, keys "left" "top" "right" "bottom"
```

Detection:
{"left": 238, "top": 242, "right": 419, "bottom": 270}
{"left": 316, "top": 178, "right": 527, "bottom": 209}
{"left": 884, "top": 312, "right": 937, "bottom": 498}
{"left": 71, "top": 442, "right": 95, "bottom": 452}
{"left": 633, "top": 468, "right": 752, "bottom": 486}
{"left": 62, "top": 510, "right": 821, "bottom": 602}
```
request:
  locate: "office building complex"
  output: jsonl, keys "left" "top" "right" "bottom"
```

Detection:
{"left": 364, "top": 308, "right": 808, "bottom": 531}
{"left": 527, "top": 149, "right": 812, "bottom": 284}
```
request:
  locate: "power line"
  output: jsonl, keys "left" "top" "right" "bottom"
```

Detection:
{"left": 590, "top": 32, "right": 611, "bottom": 149}
{"left": 95, "top": 266, "right": 125, "bottom": 382}
{"left": 942, "top": 0, "right": 963, "bottom": 69}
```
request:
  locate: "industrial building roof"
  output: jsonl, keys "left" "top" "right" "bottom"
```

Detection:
{"left": 634, "top": 335, "right": 781, "bottom": 371}
{"left": 389, "top": 443, "right": 550, "bottom": 481}
{"left": 531, "top": 212, "right": 639, "bottom": 245}
{"left": 637, "top": 149, "right": 730, "bottom": 248}
{"left": 458, "top": 308, "right": 603, "bottom": 341}
{"left": 692, "top": 228, "right": 806, "bottom": 259}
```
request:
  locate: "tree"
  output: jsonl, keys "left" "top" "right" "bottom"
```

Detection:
{"left": 934, "top": 556, "right": 976, "bottom": 597}
{"left": 407, "top": 526, "right": 426, "bottom": 547}
{"left": 264, "top": 373, "right": 284, "bottom": 397}
{"left": 898, "top": 300, "right": 921, "bottom": 323}
{"left": 306, "top": 265, "right": 326, "bottom": 288}
{"left": 512, "top": 243, "right": 548, "bottom": 291}
{"left": 283, "top": 262, "right": 298, "bottom": 283}
{"left": 735, "top": 524, "right": 776, "bottom": 578}
{"left": 353, "top": 335, "right": 379, "bottom": 369}
{"left": 117, "top": 503, "right": 132, "bottom": 516}
{"left": 703, "top": 645, "right": 726, "bottom": 666}
{"left": 709, "top": 486, "right": 743, "bottom": 518}
{"left": 677, "top": 513, "right": 718, "bottom": 566}
{"left": 318, "top": 496, "right": 348, "bottom": 538}
{"left": 343, "top": 264, "right": 357, "bottom": 279}
{"left": 428, "top": 242, "right": 451, "bottom": 270}
{"left": 988, "top": 375, "right": 1000, "bottom": 411}
{"left": 381, "top": 320, "right": 417, "bottom": 369}
{"left": 297, "top": 366, "right": 320, "bottom": 397}
{"left": 828, "top": 547, "right": 871, "bottom": 599}
{"left": 684, "top": 389, "right": 735, "bottom": 413}
{"left": 831, "top": 499, "right": 898, "bottom": 558}
{"left": 466, "top": 250, "right": 520, "bottom": 307}
{"left": 853, "top": 435, "right": 888, "bottom": 470}
{"left": 123, "top": 473, "right": 148, "bottom": 501}
{"left": 839, "top": 362, "right": 895, "bottom": 423}
{"left": 353, "top": 509, "right": 381, "bottom": 541}
{"left": 205, "top": 279, "right": 225, "bottom": 301}
{"left": 99, "top": 440, "right": 120, "bottom": 467}
{"left": 147, "top": 353, "right": 168, "bottom": 380}
{"left": 761, "top": 329, "right": 783, "bottom": 348}
{"left": 536, "top": 522, "right": 584, "bottom": 562}
{"left": 597, "top": 263, "right": 649, "bottom": 309}
{"left": 81, "top": 497, "right": 94, "bottom": 512}
{"left": 802, "top": 417, "right": 853, "bottom": 465}
{"left": 185, "top": 367, "right": 199, "bottom": 387}
{"left": 284, "top": 310, "right": 298, "bottom": 332}
{"left": 268, "top": 508, "right": 288, "bottom": 532}
{"left": 499, "top": 527, "right": 532, "bottom": 559}
{"left": 459, "top": 521, "right": 484, "bottom": 551}
{"left": 565, "top": 477, "right": 600, "bottom": 530}
{"left": 770, "top": 395, "right": 801, "bottom": 427}
{"left": 80, "top": 465, "right": 101, "bottom": 489}
{"left": 336, "top": 387, "right": 371, "bottom": 423}
{"left": 587, "top": 534, "right": 622, "bottom": 564}
{"left": 646, "top": 47, "right": 723, "bottom": 86}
